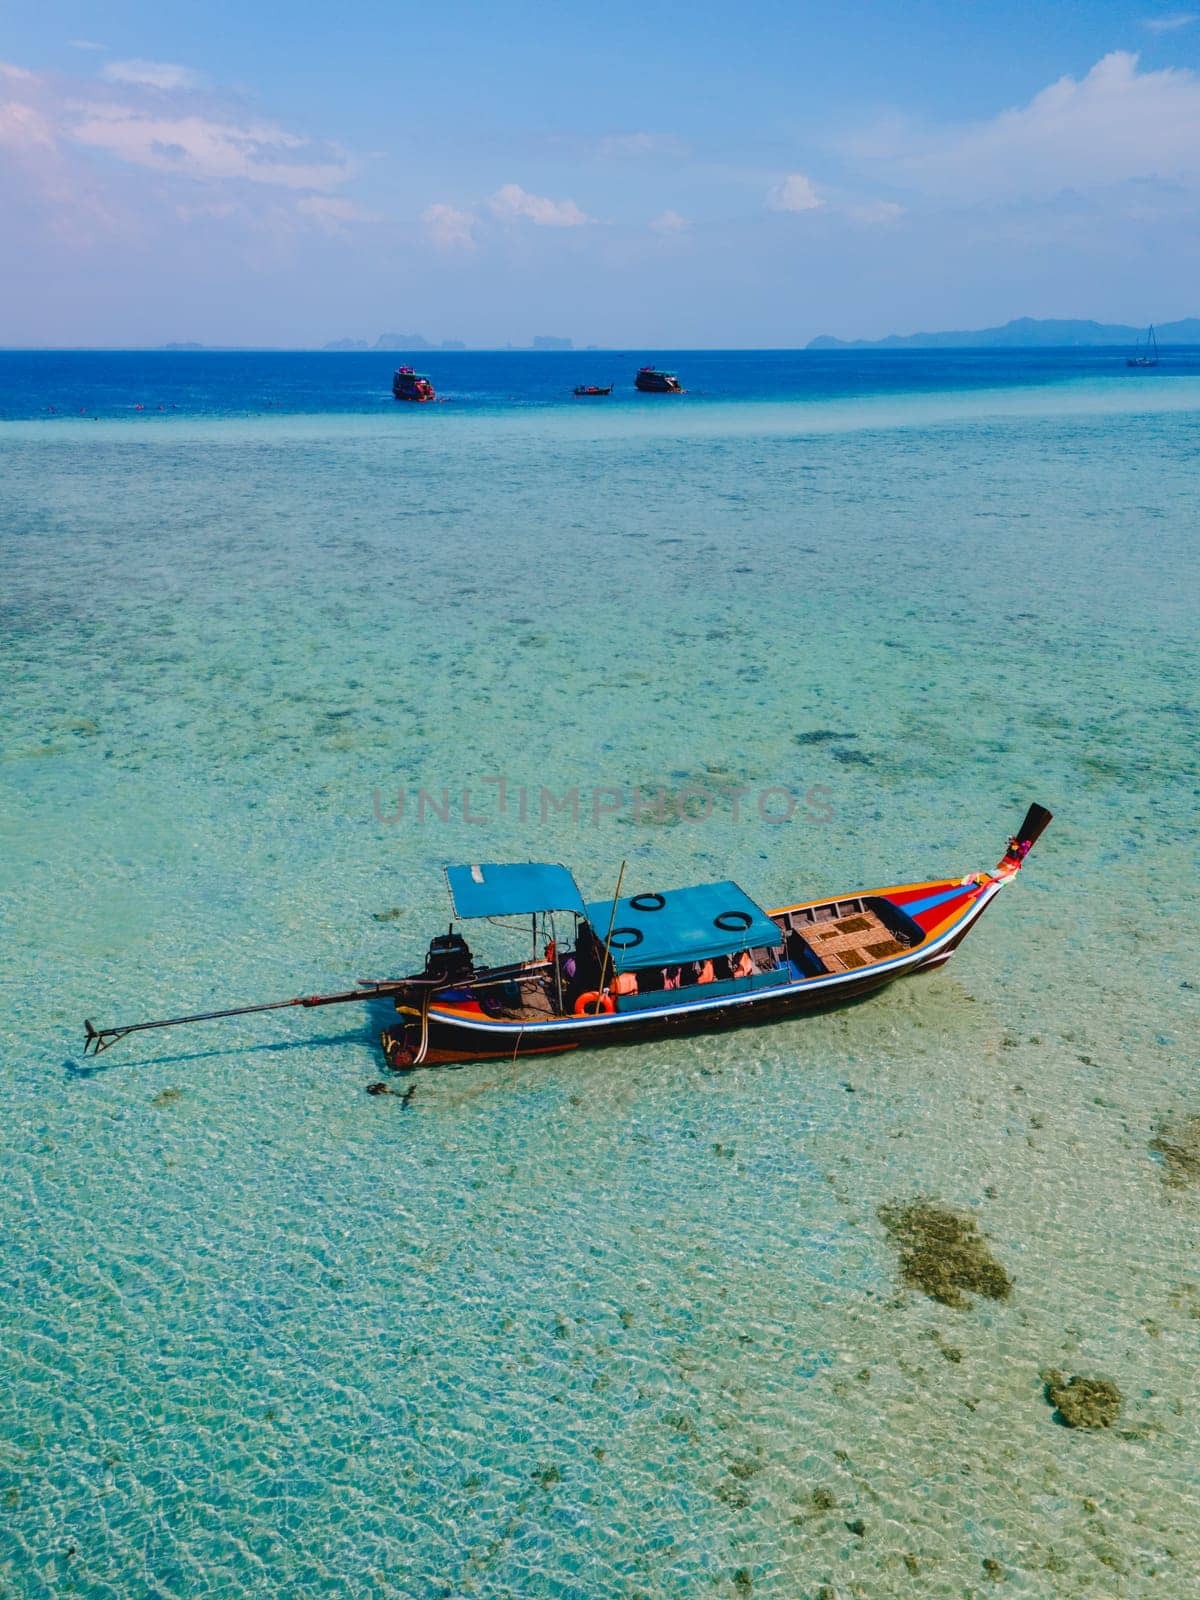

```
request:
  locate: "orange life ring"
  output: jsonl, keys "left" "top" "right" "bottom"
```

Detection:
{"left": 573, "top": 990, "right": 615, "bottom": 1016}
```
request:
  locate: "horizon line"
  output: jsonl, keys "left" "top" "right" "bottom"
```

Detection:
{"left": 4, "top": 341, "right": 1200, "bottom": 354}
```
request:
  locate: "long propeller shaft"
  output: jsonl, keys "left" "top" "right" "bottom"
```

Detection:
{"left": 82, "top": 982, "right": 410, "bottom": 1056}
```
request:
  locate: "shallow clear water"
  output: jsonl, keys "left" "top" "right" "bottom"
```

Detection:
{"left": 2, "top": 353, "right": 1198, "bottom": 1597}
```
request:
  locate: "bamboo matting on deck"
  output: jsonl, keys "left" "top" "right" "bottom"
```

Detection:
{"left": 808, "top": 910, "right": 906, "bottom": 972}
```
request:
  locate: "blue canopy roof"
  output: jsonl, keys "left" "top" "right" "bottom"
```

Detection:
{"left": 583, "top": 879, "right": 782, "bottom": 973}
{"left": 445, "top": 862, "right": 587, "bottom": 921}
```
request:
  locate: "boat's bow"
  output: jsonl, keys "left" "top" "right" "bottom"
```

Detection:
{"left": 888, "top": 801, "right": 1053, "bottom": 970}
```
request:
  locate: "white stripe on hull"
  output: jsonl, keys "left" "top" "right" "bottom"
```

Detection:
{"left": 422, "top": 879, "right": 1002, "bottom": 1044}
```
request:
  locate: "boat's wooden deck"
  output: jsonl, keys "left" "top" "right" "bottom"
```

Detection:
{"left": 802, "top": 906, "right": 907, "bottom": 972}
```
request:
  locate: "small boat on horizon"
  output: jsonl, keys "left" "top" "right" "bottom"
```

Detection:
{"left": 635, "top": 366, "right": 684, "bottom": 393}
{"left": 83, "top": 805, "right": 1051, "bottom": 1073}
{"left": 392, "top": 366, "right": 436, "bottom": 401}
{"left": 1126, "top": 326, "right": 1159, "bottom": 368}
{"left": 573, "top": 384, "right": 613, "bottom": 396}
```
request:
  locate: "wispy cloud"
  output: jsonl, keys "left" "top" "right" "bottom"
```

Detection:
{"left": 422, "top": 201, "right": 477, "bottom": 250}
{"left": 0, "top": 71, "right": 129, "bottom": 247}
{"left": 767, "top": 173, "right": 823, "bottom": 212}
{"left": 846, "top": 199, "right": 905, "bottom": 224}
{"left": 102, "top": 59, "right": 205, "bottom": 92}
{"left": 0, "top": 100, "right": 56, "bottom": 149}
{"left": 70, "top": 104, "right": 351, "bottom": 190}
{"left": 597, "top": 130, "right": 689, "bottom": 159}
{"left": 69, "top": 40, "right": 108, "bottom": 53}
{"left": 0, "top": 52, "right": 371, "bottom": 256}
{"left": 424, "top": 188, "right": 596, "bottom": 247}
{"left": 489, "top": 182, "right": 593, "bottom": 226}
{"left": 650, "top": 208, "right": 690, "bottom": 232}
{"left": 174, "top": 198, "right": 239, "bottom": 224}
{"left": 1142, "top": 11, "right": 1197, "bottom": 32}
{"left": 296, "top": 194, "right": 381, "bottom": 229}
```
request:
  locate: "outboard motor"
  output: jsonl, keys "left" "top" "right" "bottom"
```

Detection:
{"left": 382, "top": 928, "right": 474, "bottom": 1073}
{"left": 422, "top": 928, "right": 473, "bottom": 987}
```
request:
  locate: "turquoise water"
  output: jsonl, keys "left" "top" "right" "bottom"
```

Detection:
{"left": 2, "top": 355, "right": 1198, "bottom": 1597}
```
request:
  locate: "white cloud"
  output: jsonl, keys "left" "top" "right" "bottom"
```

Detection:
{"left": 0, "top": 100, "right": 55, "bottom": 149}
{"left": 69, "top": 40, "right": 108, "bottom": 52}
{"left": 103, "top": 59, "right": 205, "bottom": 92}
{"left": 846, "top": 199, "right": 905, "bottom": 224}
{"left": 489, "top": 182, "right": 592, "bottom": 226}
{"left": 650, "top": 208, "right": 690, "bottom": 232}
{"left": 852, "top": 52, "right": 1200, "bottom": 201}
{"left": 597, "top": 131, "right": 689, "bottom": 159}
{"left": 1143, "top": 11, "right": 1197, "bottom": 31}
{"left": 0, "top": 53, "right": 374, "bottom": 259}
{"left": 69, "top": 104, "right": 350, "bottom": 190}
{"left": 422, "top": 201, "right": 477, "bottom": 250}
{"left": 768, "top": 173, "right": 823, "bottom": 212}
{"left": 0, "top": 72, "right": 129, "bottom": 247}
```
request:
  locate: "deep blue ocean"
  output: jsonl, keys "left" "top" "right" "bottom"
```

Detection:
{"left": 4, "top": 344, "right": 1200, "bottom": 420}
{"left": 3, "top": 347, "right": 1198, "bottom": 1598}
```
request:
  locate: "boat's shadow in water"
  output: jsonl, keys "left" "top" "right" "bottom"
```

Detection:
{"left": 61, "top": 1026, "right": 384, "bottom": 1080}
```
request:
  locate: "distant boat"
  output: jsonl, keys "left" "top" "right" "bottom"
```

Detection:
{"left": 392, "top": 366, "right": 436, "bottom": 401}
{"left": 573, "top": 384, "right": 613, "bottom": 396}
{"left": 635, "top": 366, "right": 684, "bottom": 393}
{"left": 1126, "top": 326, "right": 1159, "bottom": 368}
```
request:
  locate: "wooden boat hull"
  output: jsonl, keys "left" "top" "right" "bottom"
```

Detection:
{"left": 392, "top": 367, "right": 436, "bottom": 401}
{"left": 383, "top": 872, "right": 1005, "bottom": 1068}
{"left": 81, "top": 806, "right": 1048, "bottom": 1070}
{"left": 635, "top": 369, "right": 683, "bottom": 393}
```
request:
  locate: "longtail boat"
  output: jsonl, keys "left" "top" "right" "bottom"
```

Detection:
{"left": 573, "top": 384, "right": 613, "bottom": 396}
{"left": 392, "top": 366, "right": 435, "bottom": 401}
{"left": 83, "top": 805, "right": 1050, "bottom": 1071}
{"left": 635, "top": 366, "right": 684, "bottom": 393}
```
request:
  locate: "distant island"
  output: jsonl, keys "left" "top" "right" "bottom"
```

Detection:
{"left": 321, "top": 335, "right": 575, "bottom": 352}
{"left": 322, "top": 334, "right": 467, "bottom": 352}
{"left": 807, "top": 316, "right": 1200, "bottom": 350}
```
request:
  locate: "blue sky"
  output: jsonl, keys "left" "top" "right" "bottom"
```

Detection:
{"left": 3, "top": 1, "right": 1200, "bottom": 345}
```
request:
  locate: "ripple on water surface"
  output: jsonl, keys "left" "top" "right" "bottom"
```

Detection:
{"left": 2, "top": 376, "right": 1198, "bottom": 1597}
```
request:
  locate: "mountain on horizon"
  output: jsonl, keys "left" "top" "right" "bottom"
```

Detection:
{"left": 371, "top": 333, "right": 432, "bottom": 351}
{"left": 321, "top": 334, "right": 470, "bottom": 352}
{"left": 323, "top": 333, "right": 430, "bottom": 351}
{"left": 807, "top": 316, "right": 1200, "bottom": 350}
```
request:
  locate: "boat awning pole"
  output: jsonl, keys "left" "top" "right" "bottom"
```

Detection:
{"left": 597, "top": 860, "right": 628, "bottom": 996}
